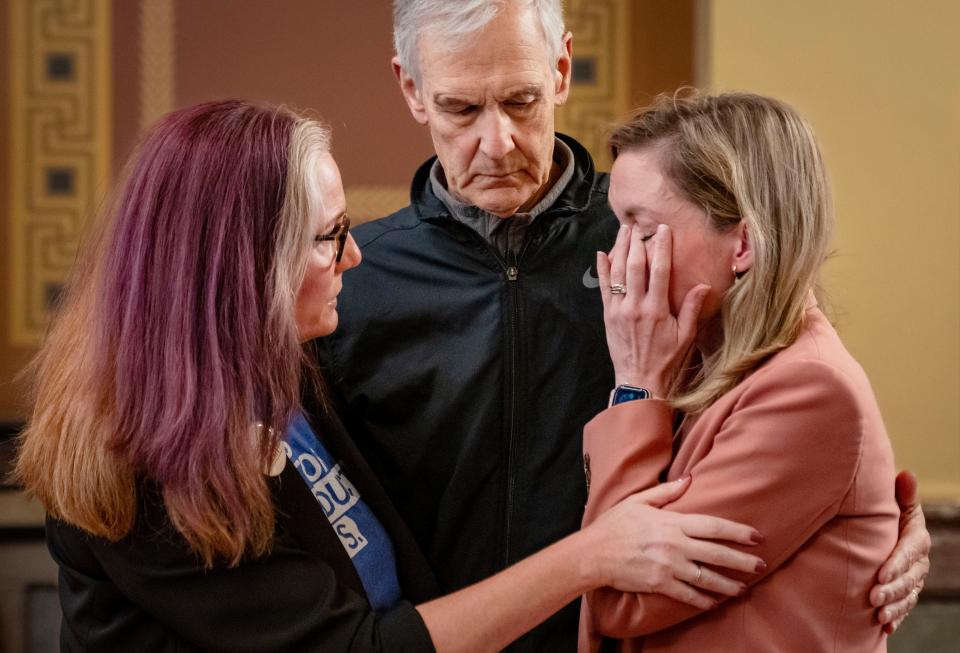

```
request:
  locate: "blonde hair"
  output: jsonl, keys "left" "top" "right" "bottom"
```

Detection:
{"left": 16, "top": 101, "right": 331, "bottom": 567}
{"left": 610, "top": 91, "right": 833, "bottom": 414}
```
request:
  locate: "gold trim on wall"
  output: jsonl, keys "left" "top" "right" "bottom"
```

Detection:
{"left": 8, "top": 0, "right": 112, "bottom": 346}
{"left": 556, "top": 0, "right": 630, "bottom": 171}
{"left": 139, "top": 0, "right": 175, "bottom": 130}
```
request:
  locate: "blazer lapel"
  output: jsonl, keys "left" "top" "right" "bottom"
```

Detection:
{"left": 270, "top": 462, "right": 368, "bottom": 598}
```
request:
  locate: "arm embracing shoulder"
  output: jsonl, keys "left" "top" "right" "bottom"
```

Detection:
{"left": 585, "top": 359, "right": 866, "bottom": 637}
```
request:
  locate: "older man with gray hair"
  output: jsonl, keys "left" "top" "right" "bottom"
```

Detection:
{"left": 322, "top": 1, "right": 930, "bottom": 650}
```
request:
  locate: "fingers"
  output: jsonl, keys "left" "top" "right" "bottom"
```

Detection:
{"left": 878, "top": 509, "right": 931, "bottom": 584}
{"left": 608, "top": 225, "right": 630, "bottom": 288}
{"left": 871, "top": 556, "right": 930, "bottom": 608}
{"left": 683, "top": 562, "right": 746, "bottom": 598}
{"left": 597, "top": 251, "right": 611, "bottom": 310}
{"left": 659, "top": 578, "right": 718, "bottom": 611}
{"left": 646, "top": 224, "right": 672, "bottom": 311}
{"left": 883, "top": 616, "right": 906, "bottom": 635}
{"left": 633, "top": 476, "right": 691, "bottom": 508}
{"left": 677, "top": 513, "right": 764, "bottom": 546}
{"left": 877, "top": 542, "right": 920, "bottom": 586}
{"left": 872, "top": 554, "right": 927, "bottom": 633}
{"left": 624, "top": 225, "right": 648, "bottom": 299}
{"left": 684, "top": 540, "right": 766, "bottom": 575}
{"left": 877, "top": 585, "right": 921, "bottom": 628}
{"left": 894, "top": 469, "right": 919, "bottom": 511}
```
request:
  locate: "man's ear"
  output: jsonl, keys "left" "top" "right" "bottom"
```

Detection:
{"left": 554, "top": 31, "right": 573, "bottom": 106}
{"left": 732, "top": 221, "right": 754, "bottom": 273}
{"left": 392, "top": 56, "right": 428, "bottom": 125}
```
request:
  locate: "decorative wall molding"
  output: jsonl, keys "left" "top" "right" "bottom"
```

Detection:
{"left": 138, "top": 0, "right": 175, "bottom": 130}
{"left": 8, "top": 0, "right": 111, "bottom": 346}
{"left": 555, "top": 0, "right": 630, "bottom": 171}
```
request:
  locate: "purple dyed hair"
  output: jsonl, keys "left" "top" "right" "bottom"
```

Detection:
{"left": 106, "top": 101, "right": 296, "bottom": 477}
{"left": 17, "top": 100, "right": 329, "bottom": 564}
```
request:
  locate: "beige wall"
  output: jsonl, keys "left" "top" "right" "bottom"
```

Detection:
{"left": 173, "top": 0, "right": 434, "bottom": 188}
{"left": 704, "top": 0, "right": 960, "bottom": 500}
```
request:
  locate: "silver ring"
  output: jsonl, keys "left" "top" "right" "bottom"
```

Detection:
{"left": 910, "top": 588, "right": 920, "bottom": 603}
{"left": 610, "top": 283, "right": 627, "bottom": 295}
{"left": 694, "top": 565, "right": 703, "bottom": 584}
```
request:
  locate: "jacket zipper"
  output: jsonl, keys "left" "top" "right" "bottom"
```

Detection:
{"left": 502, "top": 248, "right": 521, "bottom": 568}
{"left": 440, "top": 219, "right": 530, "bottom": 569}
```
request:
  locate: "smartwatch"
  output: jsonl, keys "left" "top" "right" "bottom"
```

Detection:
{"left": 609, "top": 384, "right": 652, "bottom": 406}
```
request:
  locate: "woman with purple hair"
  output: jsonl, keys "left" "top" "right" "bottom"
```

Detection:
{"left": 15, "top": 100, "right": 763, "bottom": 652}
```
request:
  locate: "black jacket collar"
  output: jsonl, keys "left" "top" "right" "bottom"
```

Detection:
{"left": 408, "top": 132, "right": 603, "bottom": 221}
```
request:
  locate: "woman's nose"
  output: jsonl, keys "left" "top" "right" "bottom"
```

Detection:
{"left": 336, "top": 233, "right": 362, "bottom": 271}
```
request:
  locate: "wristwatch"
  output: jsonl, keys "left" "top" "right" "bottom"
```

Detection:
{"left": 609, "top": 384, "right": 652, "bottom": 406}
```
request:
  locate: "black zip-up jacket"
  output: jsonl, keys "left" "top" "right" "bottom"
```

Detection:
{"left": 322, "top": 134, "right": 619, "bottom": 652}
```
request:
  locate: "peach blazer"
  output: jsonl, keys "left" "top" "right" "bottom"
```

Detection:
{"left": 579, "top": 304, "right": 898, "bottom": 652}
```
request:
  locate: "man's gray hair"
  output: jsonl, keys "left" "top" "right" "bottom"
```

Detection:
{"left": 393, "top": 0, "right": 566, "bottom": 88}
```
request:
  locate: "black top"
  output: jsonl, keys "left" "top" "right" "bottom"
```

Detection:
{"left": 46, "top": 401, "right": 440, "bottom": 652}
{"left": 321, "top": 134, "right": 619, "bottom": 652}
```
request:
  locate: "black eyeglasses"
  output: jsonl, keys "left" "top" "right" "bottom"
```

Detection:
{"left": 314, "top": 214, "right": 351, "bottom": 263}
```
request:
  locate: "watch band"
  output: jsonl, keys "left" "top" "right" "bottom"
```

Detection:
{"left": 609, "top": 384, "right": 652, "bottom": 406}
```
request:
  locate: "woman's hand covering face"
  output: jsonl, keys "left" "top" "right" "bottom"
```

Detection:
{"left": 598, "top": 224, "right": 711, "bottom": 397}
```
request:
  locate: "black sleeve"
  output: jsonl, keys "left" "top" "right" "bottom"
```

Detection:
{"left": 47, "top": 515, "right": 436, "bottom": 653}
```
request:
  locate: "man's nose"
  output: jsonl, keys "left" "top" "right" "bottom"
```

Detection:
{"left": 477, "top": 107, "right": 515, "bottom": 160}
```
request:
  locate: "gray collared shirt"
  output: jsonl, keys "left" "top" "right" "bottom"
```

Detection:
{"left": 429, "top": 138, "right": 576, "bottom": 258}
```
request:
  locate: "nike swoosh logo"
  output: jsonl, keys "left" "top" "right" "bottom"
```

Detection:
{"left": 582, "top": 267, "right": 600, "bottom": 288}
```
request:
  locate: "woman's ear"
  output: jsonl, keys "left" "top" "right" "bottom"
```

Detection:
{"left": 732, "top": 221, "right": 754, "bottom": 273}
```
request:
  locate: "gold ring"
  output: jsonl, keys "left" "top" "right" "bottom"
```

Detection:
{"left": 610, "top": 283, "right": 626, "bottom": 295}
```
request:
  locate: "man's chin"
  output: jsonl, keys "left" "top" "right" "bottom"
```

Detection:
{"left": 464, "top": 189, "right": 532, "bottom": 217}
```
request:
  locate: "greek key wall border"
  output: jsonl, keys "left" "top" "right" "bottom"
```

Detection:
{"left": 8, "top": 0, "right": 112, "bottom": 346}
{"left": 556, "top": 0, "right": 630, "bottom": 171}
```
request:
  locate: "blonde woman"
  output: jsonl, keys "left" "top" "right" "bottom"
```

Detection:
{"left": 581, "top": 92, "right": 907, "bottom": 651}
